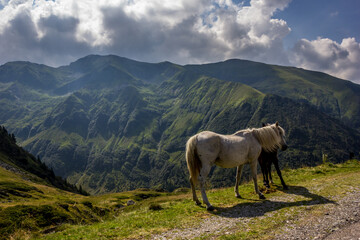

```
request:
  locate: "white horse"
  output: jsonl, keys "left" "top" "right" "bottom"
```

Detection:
{"left": 186, "top": 122, "right": 287, "bottom": 211}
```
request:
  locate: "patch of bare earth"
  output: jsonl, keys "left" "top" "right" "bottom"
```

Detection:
{"left": 274, "top": 187, "right": 360, "bottom": 240}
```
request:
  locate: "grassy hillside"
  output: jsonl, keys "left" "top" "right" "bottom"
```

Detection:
{"left": 0, "top": 160, "right": 110, "bottom": 240}
{"left": 1, "top": 159, "right": 358, "bottom": 239}
{"left": 0, "top": 61, "right": 65, "bottom": 90}
{"left": 185, "top": 59, "right": 360, "bottom": 130}
{"left": 0, "top": 126, "right": 86, "bottom": 194}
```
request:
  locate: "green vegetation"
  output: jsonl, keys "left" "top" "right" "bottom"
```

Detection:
{"left": 0, "top": 159, "right": 358, "bottom": 240}
{"left": 0, "top": 164, "right": 107, "bottom": 240}
{"left": 0, "top": 126, "right": 86, "bottom": 195}
{"left": 185, "top": 59, "right": 360, "bottom": 130}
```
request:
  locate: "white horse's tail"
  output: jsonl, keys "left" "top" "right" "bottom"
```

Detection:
{"left": 186, "top": 135, "right": 202, "bottom": 185}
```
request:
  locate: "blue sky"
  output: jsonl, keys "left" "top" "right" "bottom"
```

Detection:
{"left": 274, "top": 0, "right": 360, "bottom": 48}
{"left": 0, "top": 0, "right": 359, "bottom": 83}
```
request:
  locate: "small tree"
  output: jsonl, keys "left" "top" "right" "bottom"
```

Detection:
{"left": 10, "top": 133, "right": 16, "bottom": 143}
{"left": 50, "top": 167, "right": 55, "bottom": 177}
{"left": 322, "top": 153, "right": 328, "bottom": 164}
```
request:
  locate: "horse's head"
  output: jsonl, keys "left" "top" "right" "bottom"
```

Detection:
{"left": 274, "top": 122, "right": 288, "bottom": 151}
{"left": 264, "top": 122, "right": 288, "bottom": 151}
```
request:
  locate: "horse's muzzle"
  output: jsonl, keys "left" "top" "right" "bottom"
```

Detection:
{"left": 281, "top": 145, "right": 288, "bottom": 151}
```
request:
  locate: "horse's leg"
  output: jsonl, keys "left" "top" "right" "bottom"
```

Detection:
{"left": 189, "top": 176, "right": 201, "bottom": 205}
{"left": 259, "top": 157, "right": 268, "bottom": 188}
{"left": 250, "top": 160, "right": 265, "bottom": 199}
{"left": 261, "top": 167, "right": 267, "bottom": 187}
{"left": 234, "top": 165, "right": 244, "bottom": 198}
{"left": 199, "top": 164, "right": 213, "bottom": 211}
{"left": 268, "top": 161, "right": 274, "bottom": 184}
{"left": 274, "top": 157, "right": 288, "bottom": 190}
{"left": 263, "top": 161, "right": 270, "bottom": 188}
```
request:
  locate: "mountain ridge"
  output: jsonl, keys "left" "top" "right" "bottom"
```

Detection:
{"left": 185, "top": 59, "right": 360, "bottom": 130}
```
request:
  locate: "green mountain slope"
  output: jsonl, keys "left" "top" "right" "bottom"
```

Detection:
{"left": 185, "top": 59, "right": 360, "bottom": 130}
{"left": 0, "top": 55, "right": 359, "bottom": 194}
{"left": 0, "top": 145, "right": 115, "bottom": 240}
{"left": 0, "top": 61, "right": 64, "bottom": 90}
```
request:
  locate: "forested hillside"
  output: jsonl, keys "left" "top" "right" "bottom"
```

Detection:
{"left": 0, "top": 125, "right": 85, "bottom": 194}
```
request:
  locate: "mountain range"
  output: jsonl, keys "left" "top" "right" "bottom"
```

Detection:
{"left": 0, "top": 55, "right": 359, "bottom": 194}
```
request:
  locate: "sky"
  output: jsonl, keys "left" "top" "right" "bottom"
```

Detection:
{"left": 0, "top": 0, "right": 359, "bottom": 84}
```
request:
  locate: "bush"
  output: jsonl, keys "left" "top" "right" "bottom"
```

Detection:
{"left": 148, "top": 203, "right": 163, "bottom": 211}
{"left": 81, "top": 201, "right": 93, "bottom": 208}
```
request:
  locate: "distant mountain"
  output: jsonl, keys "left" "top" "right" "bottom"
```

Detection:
{"left": 0, "top": 55, "right": 359, "bottom": 194}
{"left": 0, "top": 61, "right": 63, "bottom": 90}
{"left": 185, "top": 59, "right": 360, "bottom": 130}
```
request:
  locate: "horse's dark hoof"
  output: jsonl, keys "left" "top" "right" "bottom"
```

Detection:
{"left": 235, "top": 195, "right": 242, "bottom": 199}
{"left": 259, "top": 194, "right": 266, "bottom": 200}
{"left": 195, "top": 201, "right": 201, "bottom": 206}
{"left": 207, "top": 206, "right": 215, "bottom": 211}
{"left": 283, "top": 186, "right": 289, "bottom": 190}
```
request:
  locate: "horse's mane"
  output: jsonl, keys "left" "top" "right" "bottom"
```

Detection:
{"left": 236, "top": 125, "right": 283, "bottom": 152}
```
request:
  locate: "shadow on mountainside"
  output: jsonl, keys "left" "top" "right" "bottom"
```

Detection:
{"left": 211, "top": 185, "right": 336, "bottom": 218}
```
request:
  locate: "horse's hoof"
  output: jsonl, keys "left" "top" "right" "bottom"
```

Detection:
{"left": 235, "top": 195, "right": 242, "bottom": 199}
{"left": 207, "top": 205, "right": 215, "bottom": 211}
{"left": 259, "top": 194, "right": 266, "bottom": 200}
{"left": 195, "top": 201, "right": 201, "bottom": 206}
{"left": 283, "top": 185, "right": 289, "bottom": 190}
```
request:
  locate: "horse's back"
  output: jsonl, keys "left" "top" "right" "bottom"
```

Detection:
{"left": 217, "top": 133, "right": 260, "bottom": 167}
{"left": 196, "top": 131, "right": 221, "bottom": 156}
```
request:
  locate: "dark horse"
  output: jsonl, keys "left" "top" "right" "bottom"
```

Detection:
{"left": 258, "top": 124, "right": 288, "bottom": 190}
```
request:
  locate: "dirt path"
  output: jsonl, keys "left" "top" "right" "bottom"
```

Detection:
{"left": 324, "top": 221, "right": 360, "bottom": 240}
{"left": 274, "top": 187, "right": 360, "bottom": 240}
{"left": 152, "top": 186, "right": 360, "bottom": 240}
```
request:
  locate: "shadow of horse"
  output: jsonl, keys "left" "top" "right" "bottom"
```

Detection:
{"left": 212, "top": 185, "right": 336, "bottom": 218}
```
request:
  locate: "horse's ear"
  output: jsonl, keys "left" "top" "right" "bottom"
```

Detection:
{"left": 275, "top": 121, "right": 279, "bottom": 126}
{"left": 262, "top": 123, "right": 266, "bottom": 127}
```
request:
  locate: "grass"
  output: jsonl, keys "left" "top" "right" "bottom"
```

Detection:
{"left": 0, "top": 160, "right": 359, "bottom": 239}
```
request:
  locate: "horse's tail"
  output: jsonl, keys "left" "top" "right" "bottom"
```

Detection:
{"left": 186, "top": 135, "right": 202, "bottom": 185}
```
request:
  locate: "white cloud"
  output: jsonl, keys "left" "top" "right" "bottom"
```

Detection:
{"left": 330, "top": 11, "right": 339, "bottom": 17}
{"left": 291, "top": 37, "right": 360, "bottom": 83}
{"left": 0, "top": 0, "right": 291, "bottom": 65}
